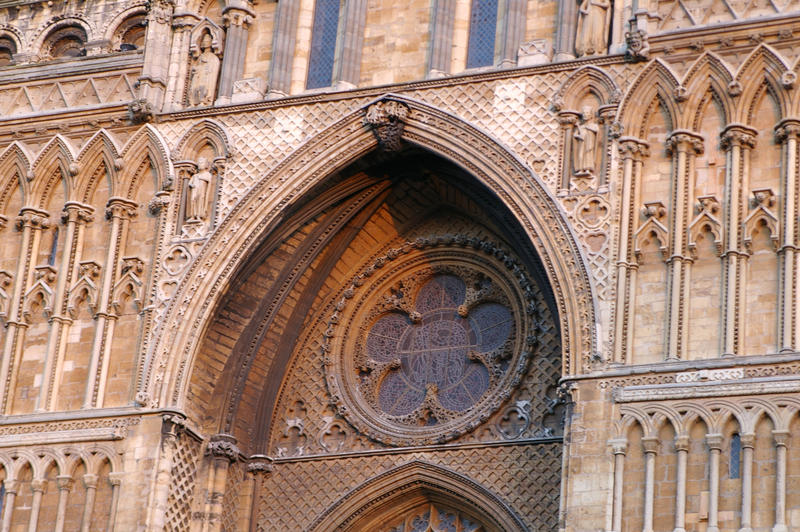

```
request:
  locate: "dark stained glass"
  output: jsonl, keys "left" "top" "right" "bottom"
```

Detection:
{"left": 466, "top": 0, "right": 498, "bottom": 69}
{"left": 367, "top": 274, "right": 513, "bottom": 416}
{"left": 307, "top": 0, "right": 340, "bottom": 89}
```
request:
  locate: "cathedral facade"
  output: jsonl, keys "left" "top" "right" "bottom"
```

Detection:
{"left": 0, "top": 0, "right": 798, "bottom": 530}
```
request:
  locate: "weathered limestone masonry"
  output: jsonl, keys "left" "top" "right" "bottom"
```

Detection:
{"left": 0, "top": 0, "right": 798, "bottom": 529}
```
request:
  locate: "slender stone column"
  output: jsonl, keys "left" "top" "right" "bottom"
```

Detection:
{"left": 674, "top": 435, "right": 689, "bottom": 532}
{"left": 138, "top": 0, "right": 175, "bottom": 110}
{"left": 84, "top": 197, "right": 137, "bottom": 408}
{"left": 267, "top": 0, "right": 301, "bottom": 97}
{"left": 739, "top": 433, "right": 755, "bottom": 532}
{"left": 775, "top": 119, "right": 800, "bottom": 352}
{"left": 244, "top": 456, "right": 272, "bottom": 531}
{"left": 706, "top": 433, "right": 723, "bottom": 532}
{"left": 1, "top": 480, "right": 17, "bottom": 532}
{"left": 427, "top": 0, "right": 456, "bottom": 77}
{"left": 553, "top": 0, "right": 578, "bottom": 61}
{"left": 720, "top": 125, "right": 757, "bottom": 356}
{"left": 557, "top": 111, "right": 581, "bottom": 194}
{"left": 613, "top": 138, "right": 648, "bottom": 364}
{"left": 203, "top": 434, "right": 240, "bottom": 532}
{"left": 333, "top": 0, "right": 367, "bottom": 89}
{"left": 642, "top": 436, "right": 659, "bottom": 532}
{"left": 216, "top": 1, "right": 254, "bottom": 104}
{"left": 38, "top": 202, "right": 94, "bottom": 411}
{"left": 608, "top": 439, "right": 627, "bottom": 532}
{"left": 27, "top": 479, "right": 46, "bottom": 532}
{"left": 80, "top": 474, "right": 98, "bottom": 532}
{"left": 497, "top": 0, "right": 526, "bottom": 68}
{"left": 163, "top": 10, "right": 202, "bottom": 111}
{"left": 106, "top": 473, "right": 123, "bottom": 532}
{"left": 54, "top": 475, "right": 73, "bottom": 532}
{"left": 773, "top": 430, "right": 790, "bottom": 532}
{"left": 0, "top": 208, "right": 50, "bottom": 413}
{"left": 664, "top": 131, "right": 703, "bottom": 360}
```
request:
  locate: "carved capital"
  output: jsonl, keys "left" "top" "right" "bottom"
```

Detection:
{"left": 608, "top": 438, "right": 628, "bottom": 455}
{"left": 56, "top": 475, "right": 74, "bottom": 491}
{"left": 721, "top": 124, "right": 757, "bottom": 151}
{"left": 82, "top": 474, "right": 99, "bottom": 490}
{"left": 222, "top": 5, "right": 255, "bottom": 28}
{"left": 247, "top": 454, "right": 273, "bottom": 475}
{"left": 62, "top": 201, "right": 95, "bottom": 225}
{"left": 364, "top": 100, "right": 410, "bottom": 151}
{"left": 207, "top": 433, "right": 240, "bottom": 462}
{"left": 705, "top": 433, "right": 724, "bottom": 451}
{"left": 556, "top": 111, "right": 580, "bottom": 128}
{"left": 15, "top": 208, "right": 51, "bottom": 231}
{"left": 161, "top": 412, "right": 187, "bottom": 441}
{"left": 674, "top": 435, "right": 690, "bottom": 452}
{"left": 108, "top": 472, "right": 124, "bottom": 487}
{"left": 0, "top": 214, "right": 7, "bottom": 230}
{"left": 666, "top": 131, "right": 704, "bottom": 156}
{"left": 105, "top": 197, "right": 139, "bottom": 220}
{"left": 3, "top": 480, "right": 17, "bottom": 494}
{"left": 617, "top": 137, "right": 649, "bottom": 160}
{"left": 773, "top": 430, "right": 790, "bottom": 448}
{"left": 642, "top": 436, "right": 659, "bottom": 455}
{"left": 774, "top": 119, "right": 800, "bottom": 143}
{"left": 30, "top": 479, "right": 47, "bottom": 493}
{"left": 740, "top": 433, "right": 755, "bottom": 450}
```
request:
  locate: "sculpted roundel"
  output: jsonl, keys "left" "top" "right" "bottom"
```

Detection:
{"left": 323, "top": 236, "right": 538, "bottom": 446}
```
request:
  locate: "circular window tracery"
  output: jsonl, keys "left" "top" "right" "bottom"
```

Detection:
{"left": 368, "top": 274, "right": 512, "bottom": 417}
{"left": 324, "top": 236, "right": 538, "bottom": 446}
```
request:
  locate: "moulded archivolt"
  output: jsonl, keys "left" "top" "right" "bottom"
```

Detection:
{"left": 323, "top": 236, "right": 541, "bottom": 446}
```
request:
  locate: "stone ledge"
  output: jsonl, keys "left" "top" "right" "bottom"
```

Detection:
{"left": 613, "top": 375, "right": 800, "bottom": 402}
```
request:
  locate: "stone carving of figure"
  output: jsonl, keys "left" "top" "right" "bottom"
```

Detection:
{"left": 572, "top": 107, "right": 599, "bottom": 176}
{"left": 186, "top": 158, "right": 213, "bottom": 221}
{"left": 188, "top": 33, "right": 221, "bottom": 107}
{"left": 575, "top": 0, "right": 611, "bottom": 57}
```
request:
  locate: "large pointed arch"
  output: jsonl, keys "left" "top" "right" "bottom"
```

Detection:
{"left": 308, "top": 460, "right": 527, "bottom": 531}
{"left": 142, "top": 94, "right": 598, "bottom": 409}
{"left": 681, "top": 52, "right": 735, "bottom": 130}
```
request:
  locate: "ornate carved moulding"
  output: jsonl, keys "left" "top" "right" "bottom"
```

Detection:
{"left": 323, "top": 236, "right": 541, "bottom": 446}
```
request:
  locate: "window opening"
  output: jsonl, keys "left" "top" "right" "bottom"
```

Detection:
{"left": 730, "top": 433, "right": 741, "bottom": 479}
{"left": 307, "top": 0, "right": 341, "bottom": 89}
{"left": 466, "top": 0, "right": 498, "bottom": 69}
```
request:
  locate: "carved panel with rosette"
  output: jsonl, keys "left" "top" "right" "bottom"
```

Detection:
{"left": 324, "top": 236, "right": 540, "bottom": 446}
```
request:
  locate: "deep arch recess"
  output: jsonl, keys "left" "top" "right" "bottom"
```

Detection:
{"left": 145, "top": 94, "right": 598, "bottom": 409}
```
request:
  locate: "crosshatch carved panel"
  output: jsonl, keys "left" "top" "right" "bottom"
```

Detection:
{"left": 256, "top": 442, "right": 562, "bottom": 531}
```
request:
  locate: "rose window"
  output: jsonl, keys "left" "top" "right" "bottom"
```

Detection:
{"left": 324, "top": 239, "right": 536, "bottom": 446}
{"left": 367, "top": 275, "right": 512, "bottom": 417}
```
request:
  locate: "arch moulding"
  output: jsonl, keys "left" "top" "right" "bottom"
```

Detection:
{"left": 143, "top": 94, "right": 598, "bottom": 409}
{"left": 308, "top": 460, "right": 527, "bottom": 531}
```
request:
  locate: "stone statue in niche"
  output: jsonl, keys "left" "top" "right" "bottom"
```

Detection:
{"left": 188, "top": 32, "right": 220, "bottom": 107}
{"left": 575, "top": 0, "right": 611, "bottom": 57}
{"left": 572, "top": 107, "right": 599, "bottom": 176}
{"left": 185, "top": 158, "right": 213, "bottom": 222}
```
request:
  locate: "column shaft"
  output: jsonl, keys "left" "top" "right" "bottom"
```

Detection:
{"left": 707, "top": 434, "right": 723, "bottom": 532}
{"left": 739, "top": 434, "right": 755, "bottom": 532}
